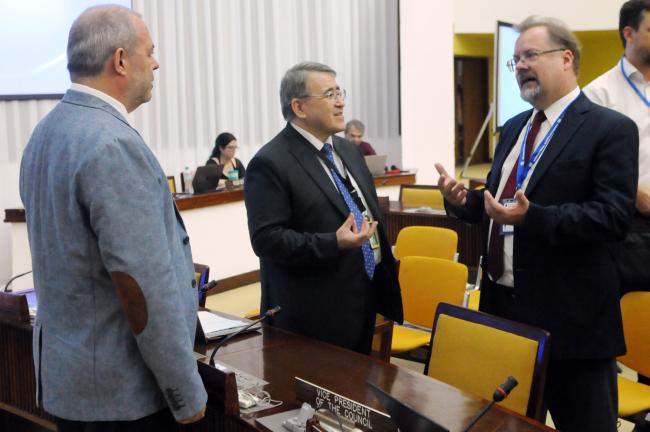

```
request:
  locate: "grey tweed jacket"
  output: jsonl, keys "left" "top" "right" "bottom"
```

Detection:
{"left": 19, "top": 90, "right": 207, "bottom": 421}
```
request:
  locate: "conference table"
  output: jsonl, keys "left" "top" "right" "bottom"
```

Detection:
{"left": 0, "top": 311, "right": 553, "bottom": 432}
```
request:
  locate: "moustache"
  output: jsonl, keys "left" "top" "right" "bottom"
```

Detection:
{"left": 517, "top": 73, "right": 538, "bottom": 87}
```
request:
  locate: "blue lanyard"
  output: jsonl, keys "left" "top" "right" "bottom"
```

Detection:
{"left": 515, "top": 97, "right": 579, "bottom": 189}
{"left": 620, "top": 56, "right": 650, "bottom": 108}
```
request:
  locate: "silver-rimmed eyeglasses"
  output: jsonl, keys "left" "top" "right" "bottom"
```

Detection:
{"left": 299, "top": 88, "right": 347, "bottom": 102}
{"left": 506, "top": 48, "right": 566, "bottom": 72}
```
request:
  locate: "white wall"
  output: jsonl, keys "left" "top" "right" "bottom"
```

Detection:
{"left": 400, "top": 0, "right": 455, "bottom": 184}
{"left": 453, "top": 0, "right": 621, "bottom": 33}
{"left": 0, "top": 0, "right": 400, "bottom": 285}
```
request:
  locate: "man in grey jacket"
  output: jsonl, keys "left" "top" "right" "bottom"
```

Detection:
{"left": 19, "top": 5, "right": 206, "bottom": 430}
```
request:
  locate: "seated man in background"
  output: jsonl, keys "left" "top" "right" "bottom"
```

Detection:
{"left": 345, "top": 119, "right": 377, "bottom": 156}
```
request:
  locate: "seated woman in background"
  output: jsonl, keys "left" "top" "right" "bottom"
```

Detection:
{"left": 206, "top": 132, "right": 246, "bottom": 180}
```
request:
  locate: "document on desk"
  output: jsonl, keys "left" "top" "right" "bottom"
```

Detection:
{"left": 197, "top": 311, "right": 260, "bottom": 340}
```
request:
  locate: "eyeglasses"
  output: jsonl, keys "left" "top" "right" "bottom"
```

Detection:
{"left": 298, "top": 88, "right": 347, "bottom": 102}
{"left": 506, "top": 48, "right": 566, "bottom": 72}
{"left": 225, "top": 145, "right": 238, "bottom": 150}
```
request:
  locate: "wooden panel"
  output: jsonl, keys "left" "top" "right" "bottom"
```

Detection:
{"left": 385, "top": 201, "right": 482, "bottom": 268}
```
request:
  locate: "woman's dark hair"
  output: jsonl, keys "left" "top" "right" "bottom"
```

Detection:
{"left": 209, "top": 132, "right": 237, "bottom": 160}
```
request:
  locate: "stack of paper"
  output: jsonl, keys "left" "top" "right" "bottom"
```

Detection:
{"left": 197, "top": 311, "right": 260, "bottom": 340}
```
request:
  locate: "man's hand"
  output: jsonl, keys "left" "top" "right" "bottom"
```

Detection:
{"left": 336, "top": 213, "right": 377, "bottom": 249}
{"left": 636, "top": 183, "right": 650, "bottom": 216}
{"left": 179, "top": 405, "right": 206, "bottom": 424}
{"left": 485, "top": 189, "right": 529, "bottom": 226}
{"left": 435, "top": 163, "right": 467, "bottom": 206}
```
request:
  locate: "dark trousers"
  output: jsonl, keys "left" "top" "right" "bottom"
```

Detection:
{"left": 482, "top": 282, "right": 619, "bottom": 432}
{"left": 55, "top": 408, "right": 178, "bottom": 432}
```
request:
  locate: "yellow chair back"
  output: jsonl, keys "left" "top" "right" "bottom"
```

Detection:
{"left": 400, "top": 187, "right": 444, "bottom": 209}
{"left": 619, "top": 292, "right": 650, "bottom": 377}
{"left": 394, "top": 226, "right": 458, "bottom": 261}
{"left": 399, "top": 256, "right": 467, "bottom": 329}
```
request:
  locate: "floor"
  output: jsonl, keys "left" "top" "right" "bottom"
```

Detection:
{"left": 207, "top": 282, "right": 638, "bottom": 431}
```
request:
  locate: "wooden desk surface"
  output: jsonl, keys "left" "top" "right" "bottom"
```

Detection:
{"left": 196, "top": 325, "right": 554, "bottom": 432}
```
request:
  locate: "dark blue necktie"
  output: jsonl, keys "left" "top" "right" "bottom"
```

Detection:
{"left": 321, "top": 143, "right": 375, "bottom": 279}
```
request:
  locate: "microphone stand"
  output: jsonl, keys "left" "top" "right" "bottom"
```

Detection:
{"left": 208, "top": 306, "right": 281, "bottom": 366}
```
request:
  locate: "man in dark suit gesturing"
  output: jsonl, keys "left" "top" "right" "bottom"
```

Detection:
{"left": 244, "top": 62, "right": 403, "bottom": 354}
{"left": 436, "top": 16, "right": 638, "bottom": 432}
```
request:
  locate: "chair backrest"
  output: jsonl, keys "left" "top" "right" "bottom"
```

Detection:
{"left": 424, "top": 303, "right": 550, "bottom": 421}
{"left": 194, "top": 263, "right": 210, "bottom": 307}
{"left": 399, "top": 256, "right": 467, "bottom": 329}
{"left": 167, "top": 176, "right": 177, "bottom": 194}
{"left": 619, "top": 292, "right": 650, "bottom": 377}
{"left": 399, "top": 184, "right": 445, "bottom": 209}
{"left": 394, "top": 226, "right": 458, "bottom": 261}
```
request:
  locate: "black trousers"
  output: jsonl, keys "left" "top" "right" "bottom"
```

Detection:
{"left": 483, "top": 282, "right": 619, "bottom": 432}
{"left": 55, "top": 408, "right": 179, "bottom": 432}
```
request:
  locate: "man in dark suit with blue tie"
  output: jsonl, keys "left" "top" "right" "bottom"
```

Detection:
{"left": 244, "top": 62, "right": 403, "bottom": 354}
{"left": 436, "top": 16, "right": 638, "bottom": 432}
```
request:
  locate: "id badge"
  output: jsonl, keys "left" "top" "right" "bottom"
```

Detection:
{"left": 500, "top": 198, "right": 515, "bottom": 235}
{"left": 365, "top": 214, "right": 380, "bottom": 249}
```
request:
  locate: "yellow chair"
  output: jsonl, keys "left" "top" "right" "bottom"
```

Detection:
{"left": 618, "top": 292, "right": 650, "bottom": 426}
{"left": 424, "top": 302, "right": 550, "bottom": 422}
{"left": 391, "top": 256, "right": 467, "bottom": 354}
{"left": 399, "top": 184, "right": 445, "bottom": 209}
{"left": 167, "top": 175, "right": 177, "bottom": 194}
{"left": 393, "top": 226, "right": 458, "bottom": 262}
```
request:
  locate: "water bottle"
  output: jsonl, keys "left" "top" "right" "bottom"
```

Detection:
{"left": 183, "top": 166, "right": 194, "bottom": 194}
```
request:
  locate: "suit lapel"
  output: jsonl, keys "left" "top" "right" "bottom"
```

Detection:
{"left": 283, "top": 125, "right": 349, "bottom": 217}
{"left": 525, "top": 93, "right": 588, "bottom": 195}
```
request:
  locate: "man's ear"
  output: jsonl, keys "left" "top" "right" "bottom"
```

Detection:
{"left": 623, "top": 26, "right": 635, "bottom": 47}
{"left": 112, "top": 48, "right": 128, "bottom": 77}
{"left": 562, "top": 49, "right": 574, "bottom": 72}
{"left": 291, "top": 98, "right": 307, "bottom": 120}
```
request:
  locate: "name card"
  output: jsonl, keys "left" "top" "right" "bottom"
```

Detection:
{"left": 295, "top": 377, "right": 396, "bottom": 432}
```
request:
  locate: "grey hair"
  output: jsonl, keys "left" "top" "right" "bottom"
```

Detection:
{"left": 516, "top": 15, "right": 582, "bottom": 76}
{"left": 67, "top": 5, "right": 142, "bottom": 79}
{"left": 345, "top": 119, "right": 365, "bottom": 134}
{"left": 280, "top": 62, "right": 336, "bottom": 121}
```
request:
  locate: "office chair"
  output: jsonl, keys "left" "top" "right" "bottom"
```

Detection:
{"left": 399, "top": 184, "right": 445, "bottom": 209}
{"left": 425, "top": 302, "right": 550, "bottom": 421}
{"left": 393, "top": 226, "right": 458, "bottom": 262}
{"left": 618, "top": 292, "right": 650, "bottom": 429}
{"left": 391, "top": 256, "right": 467, "bottom": 354}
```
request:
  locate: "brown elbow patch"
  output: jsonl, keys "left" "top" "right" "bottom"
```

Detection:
{"left": 111, "top": 271, "right": 148, "bottom": 335}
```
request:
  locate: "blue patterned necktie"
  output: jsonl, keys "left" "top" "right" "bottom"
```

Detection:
{"left": 321, "top": 143, "right": 375, "bottom": 279}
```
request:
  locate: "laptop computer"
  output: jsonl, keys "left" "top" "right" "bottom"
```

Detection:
{"left": 368, "top": 382, "right": 449, "bottom": 432}
{"left": 192, "top": 165, "right": 224, "bottom": 194}
{"left": 364, "top": 155, "right": 387, "bottom": 176}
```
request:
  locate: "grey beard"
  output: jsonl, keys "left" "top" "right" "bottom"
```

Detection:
{"left": 520, "top": 84, "right": 541, "bottom": 104}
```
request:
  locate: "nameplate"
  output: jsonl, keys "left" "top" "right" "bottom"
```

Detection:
{"left": 295, "top": 377, "right": 396, "bottom": 432}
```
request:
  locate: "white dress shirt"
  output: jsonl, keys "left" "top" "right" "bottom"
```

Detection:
{"left": 291, "top": 122, "right": 381, "bottom": 264}
{"left": 490, "top": 86, "right": 581, "bottom": 286}
{"left": 584, "top": 56, "right": 650, "bottom": 185}
{"left": 70, "top": 83, "right": 131, "bottom": 125}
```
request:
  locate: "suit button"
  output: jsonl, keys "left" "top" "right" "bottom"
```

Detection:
{"left": 183, "top": 236, "right": 190, "bottom": 245}
{"left": 191, "top": 279, "right": 196, "bottom": 288}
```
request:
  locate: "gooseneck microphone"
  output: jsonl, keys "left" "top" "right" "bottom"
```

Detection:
{"left": 463, "top": 376, "right": 518, "bottom": 432}
{"left": 208, "top": 306, "right": 281, "bottom": 366}
{"left": 3, "top": 270, "right": 33, "bottom": 293}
